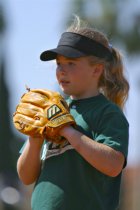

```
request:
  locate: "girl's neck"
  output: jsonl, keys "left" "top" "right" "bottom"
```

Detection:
{"left": 71, "top": 89, "right": 100, "bottom": 100}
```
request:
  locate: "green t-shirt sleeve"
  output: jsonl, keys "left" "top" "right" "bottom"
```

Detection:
{"left": 92, "top": 111, "right": 129, "bottom": 165}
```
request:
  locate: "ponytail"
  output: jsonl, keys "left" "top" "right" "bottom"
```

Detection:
{"left": 99, "top": 48, "right": 129, "bottom": 109}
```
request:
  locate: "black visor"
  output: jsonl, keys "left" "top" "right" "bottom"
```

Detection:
{"left": 40, "top": 32, "right": 112, "bottom": 61}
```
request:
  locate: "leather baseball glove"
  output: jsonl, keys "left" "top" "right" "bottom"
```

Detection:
{"left": 13, "top": 89, "right": 75, "bottom": 144}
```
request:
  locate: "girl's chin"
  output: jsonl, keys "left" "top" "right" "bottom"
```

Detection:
{"left": 60, "top": 88, "right": 71, "bottom": 95}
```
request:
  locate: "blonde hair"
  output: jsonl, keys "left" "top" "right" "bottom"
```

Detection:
{"left": 67, "top": 16, "right": 129, "bottom": 109}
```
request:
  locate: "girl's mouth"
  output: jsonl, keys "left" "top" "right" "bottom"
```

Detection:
{"left": 60, "top": 80, "right": 70, "bottom": 86}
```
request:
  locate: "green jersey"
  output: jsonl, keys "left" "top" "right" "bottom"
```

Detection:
{"left": 31, "top": 93, "right": 129, "bottom": 210}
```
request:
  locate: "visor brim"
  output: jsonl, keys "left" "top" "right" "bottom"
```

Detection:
{"left": 40, "top": 46, "right": 86, "bottom": 61}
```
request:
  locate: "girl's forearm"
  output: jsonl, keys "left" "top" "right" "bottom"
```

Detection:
{"left": 17, "top": 137, "right": 44, "bottom": 185}
{"left": 60, "top": 126, "right": 124, "bottom": 177}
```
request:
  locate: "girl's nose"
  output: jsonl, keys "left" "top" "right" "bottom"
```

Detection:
{"left": 57, "top": 65, "right": 67, "bottom": 74}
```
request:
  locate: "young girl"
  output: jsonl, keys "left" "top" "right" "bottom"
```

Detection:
{"left": 17, "top": 16, "right": 129, "bottom": 210}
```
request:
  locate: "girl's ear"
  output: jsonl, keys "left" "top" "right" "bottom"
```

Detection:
{"left": 92, "top": 64, "right": 104, "bottom": 77}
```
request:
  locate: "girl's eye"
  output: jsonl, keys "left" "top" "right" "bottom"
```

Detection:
{"left": 56, "top": 62, "right": 60, "bottom": 66}
{"left": 68, "top": 62, "right": 75, "bottom": 66}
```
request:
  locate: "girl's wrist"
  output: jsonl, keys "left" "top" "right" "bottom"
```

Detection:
{"left": 28, "top": 136, "right": 44, "bottom": 148}
{"left": 59, "top": 126, "right": 76, "bottom": 139}
{"left": 60, "top": 126, "right": 82, "bottom": 149}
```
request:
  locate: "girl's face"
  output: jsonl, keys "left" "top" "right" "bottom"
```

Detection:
{"left": 56, "top": 55, "right": 100, "bottom": 99}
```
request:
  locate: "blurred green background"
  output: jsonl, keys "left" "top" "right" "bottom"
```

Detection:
{"left": 0, "top": 0, "right": 140, "bottom": 209}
